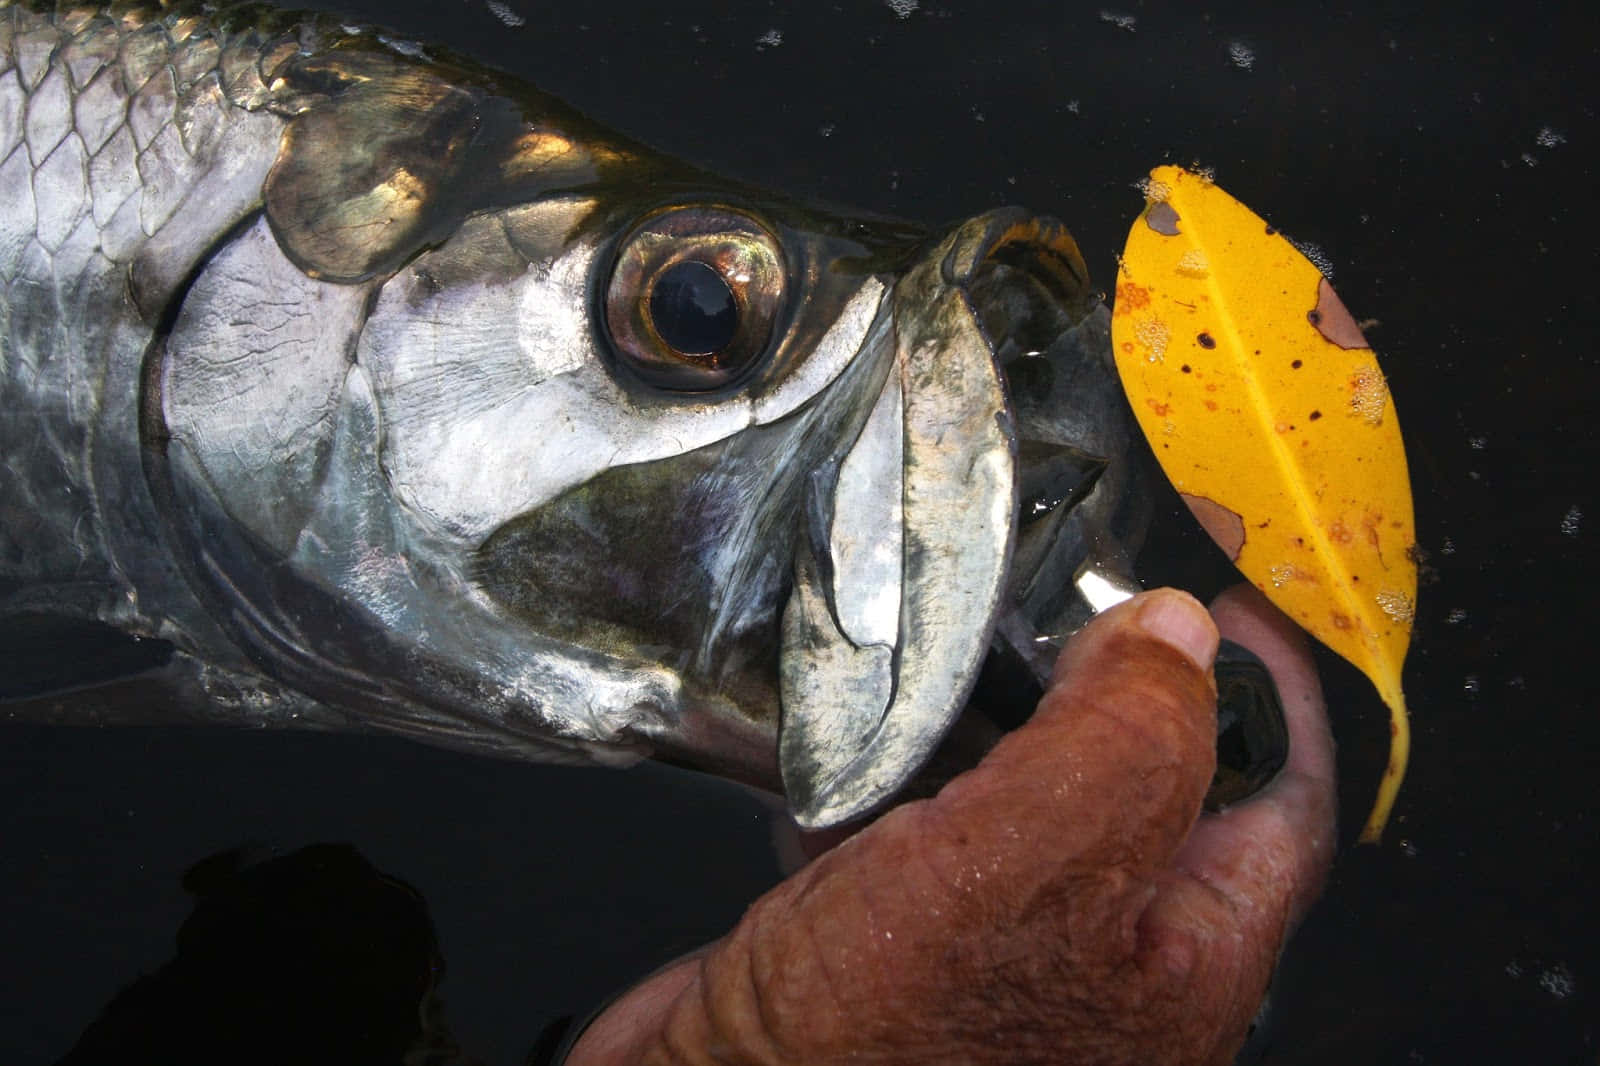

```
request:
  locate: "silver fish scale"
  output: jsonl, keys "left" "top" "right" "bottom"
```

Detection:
{"left": 0, "top": 2, "right": 305, "bottom": 641}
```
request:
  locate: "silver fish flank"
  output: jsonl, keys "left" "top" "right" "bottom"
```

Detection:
{"left": 1, "top": 0, "right": 1148, "bottom": 827}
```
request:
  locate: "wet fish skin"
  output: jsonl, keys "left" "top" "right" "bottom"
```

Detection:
{"left": 1, "top": 1, "right": 1144, "bottom": 825}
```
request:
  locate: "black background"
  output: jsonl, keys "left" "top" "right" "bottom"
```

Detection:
{"left": 4, "top": 1, "right": 1596, "bottom": 1062}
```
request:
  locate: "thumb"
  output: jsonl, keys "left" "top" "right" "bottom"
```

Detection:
{"left": 922, "top": 588, "right": 1220, "bottom": 896}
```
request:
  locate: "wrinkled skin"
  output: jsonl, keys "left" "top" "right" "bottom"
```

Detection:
{"left": 568, "top": 586, "right": 1335, "bottom": 1065}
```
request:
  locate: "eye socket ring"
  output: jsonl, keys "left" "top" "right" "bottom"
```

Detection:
{"left": 603, "top": 206, "right": 787, "bottom": 391}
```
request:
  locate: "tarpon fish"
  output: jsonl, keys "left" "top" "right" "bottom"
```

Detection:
{"left": 1, "top": 0, "right": 1165, "bottom": 827}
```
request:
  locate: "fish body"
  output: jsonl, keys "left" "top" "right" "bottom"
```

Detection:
{"left": 1, "top": 1, "right": 1149, "bottom": 826}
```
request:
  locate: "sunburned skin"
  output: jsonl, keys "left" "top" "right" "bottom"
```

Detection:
{"left": 567, "top": 586, "right": 1335, "bottom": 1066}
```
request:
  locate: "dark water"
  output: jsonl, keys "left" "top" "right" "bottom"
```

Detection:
{"left": 5, "top": 1, "right": 1596, "bottom": 1062}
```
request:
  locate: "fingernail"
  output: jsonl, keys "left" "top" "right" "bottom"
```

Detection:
{"left": 1137, "top": 590, "right": 1218, "bottom": 670}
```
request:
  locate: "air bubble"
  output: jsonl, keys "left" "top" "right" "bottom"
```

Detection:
{"left": 1560, "top": 504, "right": 1581, "bottom": 536}
{"left": 1269, "top": 564, "right": 1296, "bottom": 588}
{"left": 1136, "top": 176, "right": 1171, "bottom": 203}
{"left": 1176, "top": 249, "right": 1209, "bottom": 277}
{"left": 1098, "top": 10, "right": 1137, "bottom": 32}
{"left": 1133, "top": 318, "right": 1170, "bottom": 362}
{"left": 1376, "top": 589, "right": 1414, "bottom": 623}
{"left": 1349, "top": 366, "right": 1389, "bottom": 425}
{"left": 885, "top": 0, "right": 919, "bottom": 17}
{"left": 1539, "top": 965, "right": 1575, "bottom": 1000}
{"left": 1228, "top": 41, "right": 1255, "bottom": 69}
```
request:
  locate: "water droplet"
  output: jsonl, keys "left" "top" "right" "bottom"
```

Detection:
{"left": 755, "top": 28, "right": 784, "bottom": 49}
{"left": 1399, "top": 838, "right": 1417, "bottom": 857}
{"left": 1560, "top": 504, "right": 1581, "bottom": 536}
{"left": 818, "top": 122, "right": 836, "bottom": 138}
{"left": 1066, "top": 99, "right": 1081, "bottom": 115}
{"left": 1445, "top": 607, "right": 1467, "bottom": 624}
{"left": 1440, "top": 537, "right": 1456, "bottom": 555}
{"left": 1463, "top": 674, "right": 1480, "bottom": 696}
{"left": 1269, "top": 564, "right": 1296, "bottom": 588}
{"left": 1098, "top": 10, "right": 1137, "bottom": 32}
{"left": 884, "top": 0, "right": 919, "bottom": 18}
{"left": 1468, "top": 434, "right": 1487, "bottom": 450}
{"left": 1228, "top": 41, "right": 1256, "bottom": 69}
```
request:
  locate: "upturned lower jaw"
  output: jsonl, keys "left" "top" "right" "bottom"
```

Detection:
{"left": 777, "top": 211, "right": 1143, "bottom": 830}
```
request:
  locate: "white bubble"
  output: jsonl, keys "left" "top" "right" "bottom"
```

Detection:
{"left": 1535, "top": 126, "right": 1566, "bottom": 148}
{"left": 1468, "top": 434, "right": 1487, "bottom": 450}
{"left": 1441, "top": 537, "right": 1456, "bottom": 555}
{"left": 485, "top": 0, "right": 525, "bottom": 27}
{"left": 1228, "top": 41, "right": 1255, "bottom": 69}
{"left": 1539, "top": 965, "right": 1575, "bottom": 1000}
{"left": 1098, "top": 10, "right": 1137, "bottom": 32}
{"left": 1290, "top": 238, "right": 1335, "bottom": 278}
{"left": 885, "top": 0, "right": 919, "bottom": 18}
{"left": 1560, "top": 504, "right": 1581, "bottom": 536}
{"left": 1445, "top": 607, "right": 1467, "bottom": 624}
{"left": 818, "top": 123, "right": 836, "bottom": 138}
{"left": 1067, "top": 99, "right": 1081, "bottom": 115}
{"left": 756, "top": 28, "right": 783, "bottom": 49}
{"left": 1463, "top": 674, "right": 1480, "bottom": 695}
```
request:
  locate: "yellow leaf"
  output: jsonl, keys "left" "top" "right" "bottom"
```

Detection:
{"left": 1111, "top": 166, "right": 1415, "bottom": 843}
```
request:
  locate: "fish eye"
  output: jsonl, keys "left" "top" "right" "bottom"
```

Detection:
{"left": 604, "top": 206, "right": 787, "bottom": 391}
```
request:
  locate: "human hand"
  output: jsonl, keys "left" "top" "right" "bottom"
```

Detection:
{"left": 567, "top": 586, "right": 1336, "bottom": 1065}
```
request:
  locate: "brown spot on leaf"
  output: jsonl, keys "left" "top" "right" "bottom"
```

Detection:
{"left": 1115, "top": 281, "right": 1152, "bottom": 314}
{"left": 1309, "top": 409, "right": 1322, "bottom": 420}
{"left": 1331, "top": 612, "right": 1354, "bottom": 630}
{"left": 1145, "top": 201, "right": 1181, "bottom": 235}
{"left": 1313, "top": 276, "right": 1370, "bottom": 349}
{"left": 1204, "top": 399, "right": 1218, "bottom": 411}
{"left": 1180, "top": 364, "right": 1192, "bottom": 373}
{"left": 1197, "top": 331, "right": 1216, "bottom": 348}
{"left": 1181, "top": 494, "right": 1246, "bottom": 561}
{"left": 1146, "top": 398, "right": 1171, "bottom": 417}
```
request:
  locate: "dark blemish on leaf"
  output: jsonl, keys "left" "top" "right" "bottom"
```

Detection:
{"left": 1197, "top": 332, "right": 1216, "bottom": 348}
{"left": 1146, "top": 201, "right": 1181, "bottom": 235}
{"left": 1265, "top": 224, "right": 1277, "bottom": 235}
{"left": 1306, "top": 309, "right": 1322, "bottom": 325}
{"left": 1292, "top": 359, "right": 1303, "bottom": 369}
{"left": 1313, "top": 276, "right": 1370, "bottom": 349}
{"left": 1181, "top": 493, "right": 1246, "bottom": 561}
{"left": 1181, "top": 364, "right": 1192, "bottom": 373}
{"left": 1309, "top": 409, "right": 1322, "bottom": 420}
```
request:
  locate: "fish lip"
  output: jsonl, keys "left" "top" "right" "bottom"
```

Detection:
{"left": 782, "top": 209, "right": 1128, "bottom": 829}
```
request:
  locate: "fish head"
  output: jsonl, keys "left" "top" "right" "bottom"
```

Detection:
{"left": 153, "top": 50, "right": 1149, "bottom": 825}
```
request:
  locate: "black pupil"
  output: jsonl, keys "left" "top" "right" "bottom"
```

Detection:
{"left": 649, "top": 260, "right": 739, "bottom": 356}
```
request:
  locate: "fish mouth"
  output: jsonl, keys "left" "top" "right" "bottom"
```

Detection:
{"left": 780, "top": 210, "right": 1150, "bottom": 827}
